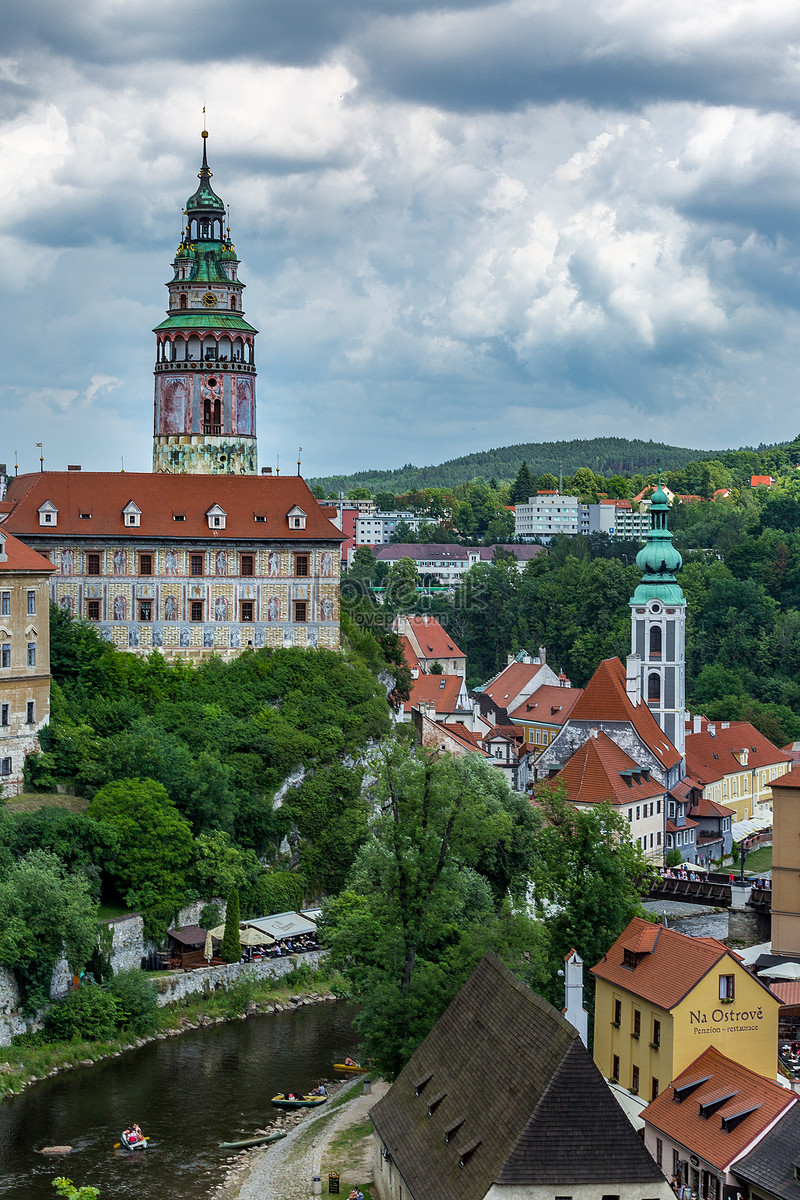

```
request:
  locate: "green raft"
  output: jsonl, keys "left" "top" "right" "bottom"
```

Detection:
{"left": 271, "top": 1093, "right": 328, "bottom": 1110}
{"left": 218, "top": 1129, "right": 287, "bottom": 1149}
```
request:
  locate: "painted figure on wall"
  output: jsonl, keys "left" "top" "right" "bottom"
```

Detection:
{"left": 230, "top": 627, "right": 241, "bottom": 649}
{"left": 59, "top": 595, "right": 73, "bottom": 613}
{"left": 268, "top": 550, "right": 280, "bottom": 577}
{"left": 214, "top": 595, "right": 228, "bottom": 621}
{"left": 307, "top": 626, "right": 318, "bottom": 649}
{"left": 215, "top": 550, "right": 228, "bottom": 576}
{"left": 152, "top": 626, "right": 163, "bottom": 647}
{"left": 160, "top": 376, "right": 188, "bottom": 435}
{"left": 113, "top": 595, "right": 126, "bottom": 621}
{"left": 322, "top": 550, "right": 333, "bottom": 576}
{"left": 113, "top": 549, "right": 126, "bottom": 576}
{"left": 235, "top": 376, "right": 254, "bottom": 435}
{"left": 165, "top": 549, "right": 179, "bottom": 575}
{"left": 60, "top": 549, "right": 74, "bottom": 576}
{"left": 203, "top": 626, "right": 215, "bottom": 648}
{"left": 164, "top": 595, "right": 178, "bottom": 621}
{"left": 179, "top": 626, "right": 190, "bottom": 647}
{"left": 129, "top": 627, "right": 140, "bottom": 648}
{"left": 321, "top": 596, "right": 334, "bottom": 621}
{"left": 266, "top": 596, "right": 280, "bottom": 622}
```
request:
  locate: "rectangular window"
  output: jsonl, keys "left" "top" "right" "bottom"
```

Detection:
{"left": 612, "top": 1054, "right": 620, "bottom": 1082}
{"left": 294, "top": 600, "right": 308, "bottom": 623}
{"left": 0, "top": 592, "right": 9, "bottom": 615}
{"left": 657, "top": 832, "right": 662, "bottom": 846}
{"left": 27, "top": 590, "right": 36, "bottom": 615}
{"left": 241, "top": 601, "right": 254, "bottom": 622}
{"left": 652, "top": 1018, "right": 661, "bottom": 1047}
{"left": 190, "top": 601, "right": 204, "bottom": 622}
{"left": 295, "top": 554, "right": 309, "bottom": 577}
{"left": 656, "top": 1138, "right": 663, "bottom": 1168}
{"left": 87, "top": 600, "right": 100, "bottom": 621}
{"left": 628, "top": 808, "right": 633, "bottom": 822}
{"left": 27, "top": 643, "right": 35, "bottom": 667}
{"left": 631, "top": 1065, "right": 639, "bottom": 1094}
{"left": 613, "top": 998, "right": 622, "bottom": 1026}
{"left": 0, "top": 704, "right": 8, "bottom": 727}
{"left": 241, "top": 554, "right": 255, "bottom": 577}
{"left": 139, "top": 553, "right": 153, "bottom": 576}
{"left": 87, "top": 553, "right": 101, "bottom": 575}
{"left": 139, "top": 601, "right": 153, "bottom": 622}
{"left": 636, "top": 805, "right": 640, "bottom": 820}
{"left": 190, "top": 554, "right": 204, "bottom": 576}
{"left": 26, "top": 701, "right": 34, "bottom": 724}
{"left": 633, "top": 1008, "right": 641, "bottom": 1038}
{"left": 651, "top": 1077, "right": 659, "bottom": 1100}
{"left": 0, "top": 758, "right": 10, "bottom": 777}
{"left": 1, "top": 644, "right": 9, "bottom": 668}
{"left": 719, "top": 974, "right": 735, "bottom": 1001}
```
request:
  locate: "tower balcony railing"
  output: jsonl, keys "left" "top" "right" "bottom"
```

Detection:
{"left": 154, "top": 360, "right": 255, "bottom": 374}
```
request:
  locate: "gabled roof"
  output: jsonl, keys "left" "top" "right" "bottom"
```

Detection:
{"left": 510, "top": 684, "right": 583, "bottom": 726}
{"left": 735, "top": 1100, "right": 800, "bottom": 1200}
{"left": 404, "top": 674, "right": 469, "bottom": 714}
{"left": 569, "top": 658, "right": 682, "bottom": 769}
{"left": 481, "top": 662, "right": 544, "bottom": 707}
{"left": 691, "top": 794, "right": 735, "bottom": 820}
{"left": 370, "top": 954, "right": 666, "bottom": 1200}
{"left": 555, "top": 732, "right": 666, "bottom": 806}
{"left": 591, "top": 916, "right": 760, "bottom": 1011}
{"left": 642, "top": 1046, "right": 794, "bottom": 1171}
{"left": 0, "top": 530, "right": 55, "bottom": 574}
{"left": 685, "top": 717, "right": 791, "bottom": 785}
{"left": 771, "top": 765, "right": 800, "bottom": 790}
{"left": 399, "top": 635, "right": 421, "bottom": 672}
{"left": 3, "top": 473, "right": 343, "bottom": 542}
{"left": 403, "top": 615, "right": 465, "bottom": 660}
{"left": 434, "top": 722, "right": 489, "bottom": 756}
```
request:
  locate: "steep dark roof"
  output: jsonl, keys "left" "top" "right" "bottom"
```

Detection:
{"left": 370, "top": 953, "right": 665, "bottom": 1200}
{"left": 735, "top": 1097, "right": 800, "bottom": 1200}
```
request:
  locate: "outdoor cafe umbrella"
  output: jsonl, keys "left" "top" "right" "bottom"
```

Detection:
{"left": 760, "top": 962, "right": 800, "bottom": 981}
{"left": 204, "top": 930, "right": 213, "bottom": 962}
{"left": 208, "top": 924, "right": 275, "bottom": 947}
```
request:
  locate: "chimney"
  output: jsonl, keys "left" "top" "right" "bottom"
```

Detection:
{"left": 590, "top": 727, "right": 599, "bottom": 740}
{"left": 625, "top": 653, "right": 641, "bottom": 706}
{"left": 693, "top": 713, "right": 702, "bottom": 734}
{"left": 261, "top": 467, "right": 272, "bottom": 475}
{"left": 507, "top": 654, "right": 515, "bottom": 666}
{"left": 721, "top": 721, "right": 730, "bottom": 730}
{"left": 539, "top": 646, "right": 546, "bottom": 664}
{"left": 708, "top": 723, "right": 716, "bottom": 737}
{"left": 422, "top": 614, "right": 429, "bottom": 627}
{"left": 562, "top": 950, "right": 589, "bottom": 1046}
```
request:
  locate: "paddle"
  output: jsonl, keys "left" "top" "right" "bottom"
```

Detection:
{"left": 113, "top": 1136, "right": 149, "bottom": 1149}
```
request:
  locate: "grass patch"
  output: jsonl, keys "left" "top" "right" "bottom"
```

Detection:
{"left": 5, "top": 792, "right": 88, "bottom": 814}
{"left": 744, "top": 846, "right": 772, "bottom": 873}
{"left": 327, "top": 1118, "right": 373, "bottom": 1158}
{"left": 97, "top": 903, "right": 133, "bottom": 921}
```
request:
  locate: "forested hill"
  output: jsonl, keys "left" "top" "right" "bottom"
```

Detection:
{"left": 309, "top": 437, "right": 727, "bottom": 494}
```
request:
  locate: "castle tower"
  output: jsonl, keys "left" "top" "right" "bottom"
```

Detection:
{"left": 152, "top": 132, "right": 258, "bottom": 474}
{"left": 629, "top": 479, "right": 687, "bottom": 756}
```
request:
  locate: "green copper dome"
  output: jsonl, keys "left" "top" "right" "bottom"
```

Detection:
{"left": 186, "top": 132, "right": 225, "bottom": 213}
{"left": 630, "top": 477, "right": 686, "bottom": 607}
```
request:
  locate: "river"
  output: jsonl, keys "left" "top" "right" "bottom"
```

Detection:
{"left": 0, "top": 1001, "right": 359, "bottom": 1200}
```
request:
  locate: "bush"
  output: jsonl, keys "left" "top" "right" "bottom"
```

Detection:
{"left": 199, "top": 901, "right": 222, "bottom": 930}
{"left": 220, "top": 887, "right": 241, "bottom": 964}
{"left": 665, "top": 849, "right": 682, "bottom": 868}
{"left": 107, "top": 968, "right": 158, "bottom": 1036}
{"left": 43, "top": 986, "right": 122, "bottom": 1043}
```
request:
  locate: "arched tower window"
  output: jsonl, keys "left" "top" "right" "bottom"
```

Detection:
{"left": 647, "top": 673, "right": 661, "bottom": 704}
{"left": 179, "top": 293, "right": 188, "bottom": 310}
{"left": 649, "top": 626, "right": 662, "bottom": 659}
{"left": 230, "top": 295, "right": 237, "bottom": 310}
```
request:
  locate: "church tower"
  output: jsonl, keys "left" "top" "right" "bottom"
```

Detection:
{"left": 152, "top": 132, "right": 258, "bottom": 474}
{"left": 629, "top": 479, "right": 687, "bottom": 756}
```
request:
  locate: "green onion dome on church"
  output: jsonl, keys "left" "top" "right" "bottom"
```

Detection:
{"left": 630, "top": 479, "right": 686, "bottom": 606}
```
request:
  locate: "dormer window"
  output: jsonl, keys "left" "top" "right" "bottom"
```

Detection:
{"left": 287, "top": 505, "right": 307, "bottom": 530}
{"left": 206, "top": 504, "right": 227, "bottom": 530}
{"left": 38, "top": 501, "right": 58, "bottom": 527}
{"left": 123, "top": 501, "right": 142, "bottom": 528}
{"left": 0, "top": 533, "right": 6, "bottom": 563}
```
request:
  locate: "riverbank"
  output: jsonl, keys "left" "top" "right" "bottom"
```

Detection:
{"left": 0, "top": 964, "right": 347, "bottom": 1101}
{"left": 221, "top": 1074, "right": 388, "bottom": 1200}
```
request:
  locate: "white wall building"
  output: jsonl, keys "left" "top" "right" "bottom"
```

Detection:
{"left": 355, "top": 511, "right": 425, "bottom": 545}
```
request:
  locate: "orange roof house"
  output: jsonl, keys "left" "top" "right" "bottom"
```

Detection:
{"left": 751, "top": 475, "right": 775, "bottom": 488}
{"left": 478, "top": 655, "right": 562, "bottom": 712}
{"left": 554, "top": 731, "right": 666, "bottom": 808}
{"left": 393, "top": 614, "right": 466, "bottom": 675}
{"left": 684, "top": 715, "right": 791, "bottom": 822}
{"left": 402, "top": 673, "right": 471, "bottom": 719}
{"left": 641, "top": 1046, "right": 794, "bottom": 1182}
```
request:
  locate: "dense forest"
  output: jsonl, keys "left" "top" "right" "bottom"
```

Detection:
{"left": 307, "top": 434, "right": 788, "bottom": 495}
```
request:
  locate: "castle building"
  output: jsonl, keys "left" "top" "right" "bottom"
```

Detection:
{"left": 0, "top": 528, "right": 55, "bottom": 794}
{"left": 629, "top": 478, "right": 687, "bottom": 758}
{"left": 153, "top": 132, "right": 258, "bottom": 476}
{"left": 1, "top": 472, "right": 341, "bottom": 661}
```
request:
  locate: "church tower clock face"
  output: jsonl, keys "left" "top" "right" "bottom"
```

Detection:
{"left": 152, "top": 131, "right": 258, "bottom": 476}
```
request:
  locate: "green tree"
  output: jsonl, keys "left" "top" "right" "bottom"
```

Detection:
{"left": 52, "top": 1179, "right": 100, "bottom": 1200}
{"left": 43, "top": 986, "right": 122, "bottom": 1042}
{"left": 107, "top": 967, "right": 158, "bottom": 1035}
{"left": 322, "top": 749, "right": 546, "bottom": 1078}
{"left": 384, "top": 557, "right": 420, "bottom": 611}
{"left": 510, "top": 461, "right": 536, "bottom": 504}
{"left": 221, "top": 887, "right": 241, "bottom": 963}
{"left": 87, "top": 779, "right": 194, "bottom": 936}
{"left": 0, "top": 850, "right": 98, "bottom": 1012}
{"left": 375, "top": 491, "right": 397, "bottom": 511}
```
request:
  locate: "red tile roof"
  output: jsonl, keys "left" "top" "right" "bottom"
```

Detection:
{"left": 404, "top": 673, "right": 468, "bottom": 714}
{"left": 690, "top": 794, "right": 735, "bottom": 819}
{"left": 399, "top": 635, "right": 420, "bottom": 672}
{"left": 751, "top": 475, "right": 774, "bottom": 487}
{"left": 482, "top": 662, "right": 544, "bottom": 707}
{"left": 404, "top": 616, "right": 465, "bottom": 661}
{"left": 769, "top": 981, "right": 800, "bottom": 1007}
{"left": 666, "top": 816, "right": 699, "bottom": 833}
{"left": 641, "top": 1046, "right": 794, "bottom": 1171}
{"left": 0, "top": 529, "right": 55, "bottom": 573}
{"left": 591, "top": 916, "right": 742, "bottom": 1010}
{"left": 685, "top": 717, "right": 791, "bottom": 785}
{"left": 555, "top": 732, "right": 666, "bottom": 806}
{"left": 770, "top": 765, "right": 800, "bottom": 790}
{"left": 510, "top": 684, "right": 583, "bottom": 725}
{"left": 570, "top": 658, "right": 682, "bottom": 769}
{"left": 3, "top": 472, "right": 343, "bottom": 542}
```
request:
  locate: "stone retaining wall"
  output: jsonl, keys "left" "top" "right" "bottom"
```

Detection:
{"left": 153, "top": 950, "right": 325, "bottom": 1006}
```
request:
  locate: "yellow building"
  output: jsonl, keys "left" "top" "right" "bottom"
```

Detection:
{"left": 591, "top": 917, "right": 780, "bottom": 1103}
{"left": 507, "top": 682, "right": 583, "bottom": 757}
{"left": 685, "top": 715, "right": 791, "bottom": 822}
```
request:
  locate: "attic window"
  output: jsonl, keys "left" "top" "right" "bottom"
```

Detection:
{"left": 414, "top": 1073, "right": 433, "bottom": 1096}
{"left": 206, "top": 504, "right": 227, "bottom": 530}
{"left": 458, "top": 1138, "right": 481, "bottom": 1168}
{"left": 721, "top": 1104, "right": 761, "bottom": 1133}
{"left": 699, "top": 1092, "right": 739, "bottom": 1120}
{"left": 623, "top": 949, "right": 640, "bottom": 969}
{"left": 173, "top": 514, "right": 186, "bottom": 522}
{"left": 673, "top": 1076, "right": 712, "bottom": 1104}
{"left": 713, "top": 753, "right": 719, "bottom": 760}
{"left": 255, "top": 515, "right": 267, "bottom": 523}
{"left": 287, "top": 505, "right": 307, "bottom": 530}
{"left": 439, "top": 680, "right": 446, "bottom": 690}
{"left": 79, "top": 512, "right": 92, "bottom": 520}
{"left": 427, "top": 1091, "right": 447, "bottom": 1117}
{"left": 444, "top": 1117, "right": 465, "bottom": 1145}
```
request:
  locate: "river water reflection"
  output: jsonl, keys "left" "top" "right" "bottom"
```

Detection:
{"left": 0, "top": 1001, "right": 359, "bottom": 1200}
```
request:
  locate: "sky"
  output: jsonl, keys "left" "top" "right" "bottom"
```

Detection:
{"left": 2, "top": 0, "right": 800, "bottom": 479}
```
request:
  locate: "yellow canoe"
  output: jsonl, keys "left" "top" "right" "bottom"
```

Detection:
{"left": 333, "top": 1062, "right": 368, "bottom": 1074}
